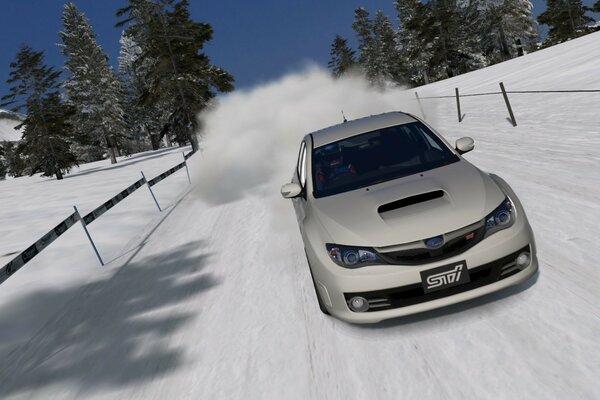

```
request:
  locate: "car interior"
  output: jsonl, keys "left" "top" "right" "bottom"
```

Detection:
{"left": 314, "top": 122, "right": 452, "bottom": 193}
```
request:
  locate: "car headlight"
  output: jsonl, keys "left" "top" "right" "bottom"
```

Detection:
{"left": 326, "top": 244, "right": 384, "bottom": 268}
{"left": 484, "top": 196, "right": 515, "bottom": 238}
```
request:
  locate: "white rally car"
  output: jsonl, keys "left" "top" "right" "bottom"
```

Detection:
{"left": 281, "top": 112, "right": 537, "bottom": 323}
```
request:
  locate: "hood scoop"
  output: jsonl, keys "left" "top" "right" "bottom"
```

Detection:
{"left": 378, "top": 190, "right": 445, "bottom": 214}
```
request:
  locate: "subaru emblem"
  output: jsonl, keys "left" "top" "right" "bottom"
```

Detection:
{"left": 425, "top": 236, "right": 444, "bottom": 249}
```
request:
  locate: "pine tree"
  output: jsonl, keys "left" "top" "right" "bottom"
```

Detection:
{"left": 119, "top": 32, "right": 160, "bottom": 151}
{"left": 328, "top": 35, "right": 357, "bottom": 77}
{"left": 59, "top": 2, "right": 126, "bottom": 164}
{"left": 117, "top": 0, "right": 234, "bottom": 152}
{"left": 352, "top": 8, "right": 380, "bottom": 83}
{"left": 419, "top": 0, "right": 487, "bottom": 80}
{"left": 594, "top": 0, "right": 600, "bottom": 12}
{"left": 0, "top": 141, "right": 26, "bottom": 177}
{"left": 538, "top": 0, "right": 595, "bottom": 45}
{"left": 0, "top": 46, "right": 77, "bottom": 179}
{"left": 352, "top": 8, "right": 406, "bottom": 86}
{"left": 396, "top": 0, "right": 434, "bottom": 85}
{"left": 17, "top": 94, "right": 78, "bottom": 178}
{"left": 119, "top": 32, "right": 177, "bottom": 150}
{"left": 476, "top": 0, "right": 538, "bottom": 63}
{"left": 1, "top": 46, "right": 77, "bottom": 180}
{"left": 373, "top": 10, "right": 406, "bottom": 85}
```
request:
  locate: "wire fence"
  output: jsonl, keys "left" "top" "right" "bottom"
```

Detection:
{"left": 414, "top": 82, "right": 600, "bottom": 126}
{"left": 416, "top": 88, "right": 600, "bottom": 99}
{"left": 0, "top": 149, "right": 195, "bottom": 286}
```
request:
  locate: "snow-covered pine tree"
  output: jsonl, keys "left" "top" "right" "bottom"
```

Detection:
{"left": 396, "top": 0, "right": 434, "bottom": 85}
{"left": 59, "top": 2, "right": 126, "bottom": 164}
{"left": 0, "top": 141, "right": 26, "bottom": 177}
{"left": 476, "top": 0, "right": 539, "bottom": 63}
{"left": 119, "top": 32, "right": 160, "bottom": 151}
{"left": 373, "top": 10, "right": 406, "bottom": 85}
{"left": 328, "top": 35, "right": 357, "bottom": 77}
{"left": 117, "top": 0, "right": 234, "bottom": 152}
{"left": 352, "top": 8, "right": 379, "bottom": 83}
{"left": 423, "top": 0, "right": 487, "bottom": 79}
{"left": 0, "top": 46, "right": 77, "bottom": 180}
{"left": 352, "top": 8, "right": 406, "bottom": 86}
{"left": 537, "top": 0, "right": 595, "bottom": 45}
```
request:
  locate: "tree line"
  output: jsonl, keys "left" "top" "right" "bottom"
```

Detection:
{"left": 329, "top": 0, "right": 600, "bottom": 86}
{"left": 0, "top": 0, "right": 233, "bottom": 180}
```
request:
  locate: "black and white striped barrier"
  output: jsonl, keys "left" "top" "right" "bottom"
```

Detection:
{"left": 0, "top": 211, "right": 81, "bottom": 285}
{"left": 0, "top": 151, "right": 196, "bottom": 286}
{"left": 147, "top": 161, "right": 186, "bottom": 187}
{"left": 76, "top": 177, "right": 149, "bottom": 266}
{"left": 83, "top": 177, "right": 147, "bottom": 225}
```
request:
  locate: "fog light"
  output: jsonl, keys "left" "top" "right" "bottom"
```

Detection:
{"left": 349, "top": 296, "right": 369, "bottom": 312}
{"left": 516, "top": 252, "right": 531, "bottom": 269}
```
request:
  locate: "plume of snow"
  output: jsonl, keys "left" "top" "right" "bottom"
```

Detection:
{"left": 190, "top": 66, "right": 438, "bottom": 205}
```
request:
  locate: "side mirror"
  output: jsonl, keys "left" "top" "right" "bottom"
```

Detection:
{"left": 455, "top": 137, "right": 475, "bottom": 154}
{"left": 281, "top": 182, "right": 302, "bottom": 199}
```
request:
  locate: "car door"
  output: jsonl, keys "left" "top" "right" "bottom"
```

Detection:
{"left": 292, "top": 141, "right": 308, "bottom": 230}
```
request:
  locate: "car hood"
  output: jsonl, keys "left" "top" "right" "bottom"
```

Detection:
{"left": 310, "top": 160, "right": 505, "bottom": 247}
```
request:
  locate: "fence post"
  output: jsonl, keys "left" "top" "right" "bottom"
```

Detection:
{"left": 455, "top": 88, "right": 462, "bottom": 122}
{"left": 74, "top": 205, "right": 104, "bottom": 266}
{"left": 141, "top": 171, "right": 162, "bottom": 211}
{"left": 499, "top": 82, "right": 517, "bottom": 127}
{"left": 182, "top": 152, "right": 191, "bottom": 184}
{"left": 414, "top": 92, "right": 426, "bottom": 120}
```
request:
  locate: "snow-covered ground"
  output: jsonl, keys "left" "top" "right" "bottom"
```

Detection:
{"left": 1, "top": 32, "right": 599, "bottom": 399}
{"left": 0, "top": 146, "right": 192, "bottom": 371}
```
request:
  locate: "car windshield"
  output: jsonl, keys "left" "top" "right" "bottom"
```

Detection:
{"left": 312, "top": 121, "right": 459, "bottom": 198}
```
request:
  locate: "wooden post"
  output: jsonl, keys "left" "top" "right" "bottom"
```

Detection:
{"left": 499, "top": 82, "right": 517, "bottom": 127}
{"left": 414, "top": 92, "right": 426, "bottom": 120}
{"left": 455, "top": 88, "right": 462, "bottom": 122}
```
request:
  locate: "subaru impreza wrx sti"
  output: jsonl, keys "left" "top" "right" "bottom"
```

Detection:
{"left": 281, "top": 112, "right": 537, "bottom": 323}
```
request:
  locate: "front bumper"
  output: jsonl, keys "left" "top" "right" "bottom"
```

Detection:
{"left": 306, "top": 202, "right": 538, "bottom": 324}
{"left": 336, "top": 255, "right": 538, "bottom": 324}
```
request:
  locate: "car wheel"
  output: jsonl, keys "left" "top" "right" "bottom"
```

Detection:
{"left": 305, "top": 252, "right": 330, "bottom": 315}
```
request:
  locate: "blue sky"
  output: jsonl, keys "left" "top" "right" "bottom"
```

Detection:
{"left": 0, "top": 0, "right": 598, "bottom": 98}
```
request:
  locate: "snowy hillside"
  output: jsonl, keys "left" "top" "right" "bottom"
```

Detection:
{"left": 1, "top": 32, "right": 599, "bottom": 399}
{"left": 0, "top": 110, "right": 23, "bottom": 142}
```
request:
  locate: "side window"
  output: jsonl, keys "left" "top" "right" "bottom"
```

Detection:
{"left": 297, "top": 141, "right": 307, "bottom": 187}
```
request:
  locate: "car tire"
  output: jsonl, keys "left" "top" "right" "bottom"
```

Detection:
{"left": 305, "top": 252, "right": 330, "bottom": 315}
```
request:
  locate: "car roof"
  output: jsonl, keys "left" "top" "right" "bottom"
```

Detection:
{"left": 308, "top": 111, "right": 418, "bottom": 148}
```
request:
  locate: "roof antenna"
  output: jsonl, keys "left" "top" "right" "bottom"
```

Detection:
{"left": 341, "top": 110, "right": 348, "bottom": 123}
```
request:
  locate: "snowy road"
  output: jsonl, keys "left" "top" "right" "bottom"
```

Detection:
{"left": 1, "top": 33, "right": 600, "bottom": 399}
{"left": 1, "top": 183, "right": 598, "bottom": 399}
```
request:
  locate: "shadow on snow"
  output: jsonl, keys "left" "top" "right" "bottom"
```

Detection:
{"left": 0, "top": 240, "right": 217, "bottom": 397}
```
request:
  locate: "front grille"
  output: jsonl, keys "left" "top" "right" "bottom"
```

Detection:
{"left": 378, "top": 221, "right": 486, "bottom": 266}
{"left": 344, "top": 245, "right": 530, "bottom": 313}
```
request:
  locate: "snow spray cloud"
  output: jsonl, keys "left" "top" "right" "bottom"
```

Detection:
{"left": 190, "top": 66, "right": 437, "bottom": 205}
